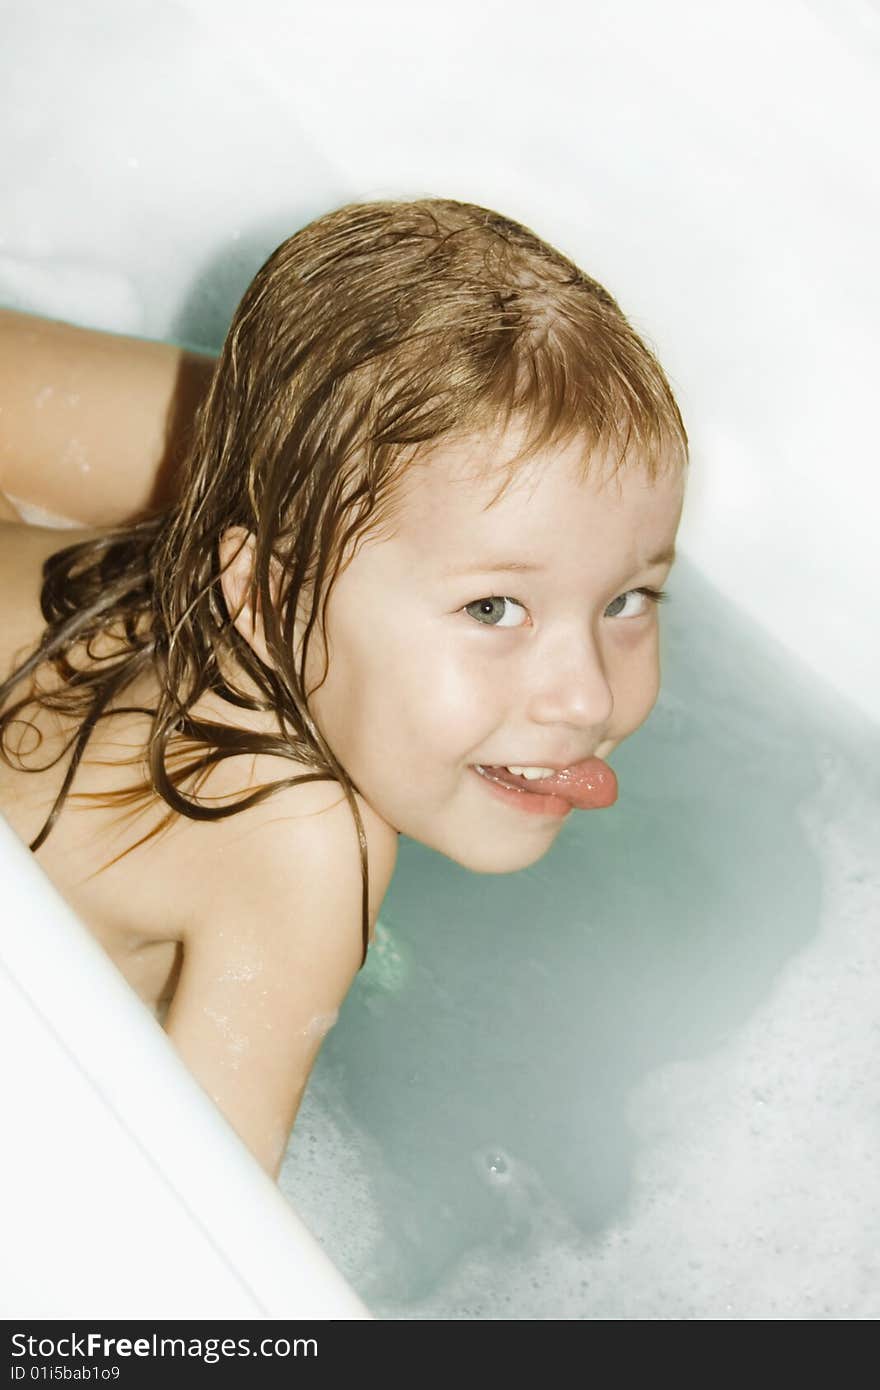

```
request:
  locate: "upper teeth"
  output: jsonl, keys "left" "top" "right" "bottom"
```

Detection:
{"left": 505, "top": 765, "right": 555, "bottom": 780}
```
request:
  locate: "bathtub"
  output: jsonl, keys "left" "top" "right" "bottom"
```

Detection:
{"left": 2, "top": 0, "right": 878, "bottom": 1321}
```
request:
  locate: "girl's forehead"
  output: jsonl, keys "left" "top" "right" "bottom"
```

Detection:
{"left": 392, "top": 434, "right": 682, "bottom": 539}
{"left": 343, "top": 442, "right": 683, "bottom": 589}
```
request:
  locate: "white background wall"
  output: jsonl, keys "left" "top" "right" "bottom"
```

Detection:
{"left": 1, "top": 0, "right": 877, "bottom": 723}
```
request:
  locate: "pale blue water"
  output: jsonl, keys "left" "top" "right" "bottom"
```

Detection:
{"left": 281, "top": 557, "right": 880, "bottom": 1319}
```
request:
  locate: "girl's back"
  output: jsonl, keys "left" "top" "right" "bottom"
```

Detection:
{"left": 0, "top": 514, "right": 398, "bottom": 1179}
{"left": 0, "top": 517, "right": 194, "bottom": 1015}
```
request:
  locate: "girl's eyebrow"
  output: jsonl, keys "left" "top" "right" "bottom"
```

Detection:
{"left": 442, "top": 559, "right": 544, "bottom": 575}
{"left": 442, "top": 545, "right": 676, "bottom": 576}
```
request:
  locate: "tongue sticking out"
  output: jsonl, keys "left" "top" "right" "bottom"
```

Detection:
{"left": 485, "top": 758, "right": 618, "bottom": 809}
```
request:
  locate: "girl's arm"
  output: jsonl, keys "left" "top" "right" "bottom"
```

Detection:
{"left": 0, "top": 308, "right": 216, "bottom": 527}
{"left": 0, "top": 491, "right": 21, "bottom": 522}
{"left": 164, "top": 782, "right": 399, "bottom": 1181}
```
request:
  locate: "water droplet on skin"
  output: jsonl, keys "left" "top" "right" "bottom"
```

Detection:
{"left": 302, "top": 1010, "right": 338, "bottom": 1039}
{"left": 203, "top": 1005, "right": 249, "bottom": 1068}
{"left": 218, "top": 961, "right": 259, "bottom": 983}
{"left": 61, "top": 437, "right": 87, "bottom": 468}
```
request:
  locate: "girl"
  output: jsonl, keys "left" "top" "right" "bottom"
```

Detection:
{"left": 0, "top": 197, "right": 688, "bottom": 1180}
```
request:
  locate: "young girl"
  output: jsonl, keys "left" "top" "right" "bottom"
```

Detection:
{"left": 0, "top": 197, "right": 688, "bottom": 1181}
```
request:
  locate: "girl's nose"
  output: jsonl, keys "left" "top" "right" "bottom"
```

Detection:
{"left": 525, "top": 632, "right": 614, "bottom": 732}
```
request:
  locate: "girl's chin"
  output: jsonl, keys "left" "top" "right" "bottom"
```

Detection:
{"left": 444, "top": 830, "right": 560, "bottom": 875}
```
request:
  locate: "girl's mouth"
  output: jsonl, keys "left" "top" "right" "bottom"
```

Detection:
{"left": 470, "top": 764, "right": 573, "bottom": 818}
{"left": 471, "top": 758, "right": 618, "bottom": 811}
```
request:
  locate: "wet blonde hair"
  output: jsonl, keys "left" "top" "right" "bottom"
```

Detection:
{"left": 0, "top": 196, "right": 689, "bottom": 966}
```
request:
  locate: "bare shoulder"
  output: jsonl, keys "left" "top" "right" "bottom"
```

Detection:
{"left": 178, "top": 772, "right": 399, "bottom": 955}
{"left": 161, "top": 774, "right": 399, "bottom": 1176}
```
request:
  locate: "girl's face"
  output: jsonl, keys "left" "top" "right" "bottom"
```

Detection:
{"left": 297, "top": 427, "right": 684, "bottom": 873}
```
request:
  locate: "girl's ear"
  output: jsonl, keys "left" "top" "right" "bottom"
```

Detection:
{"left": 217, "top": 525, "right": 284, "bottom": 668}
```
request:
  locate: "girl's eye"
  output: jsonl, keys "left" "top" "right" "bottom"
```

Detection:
{"left": 464, "top": 587, "right": 668, "bottom": 629}
{"left": 463, "top": 596, "right": 528, "bottom": 628}
{"left": 604, "top": 587, "right": 669, "bottom": 619}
